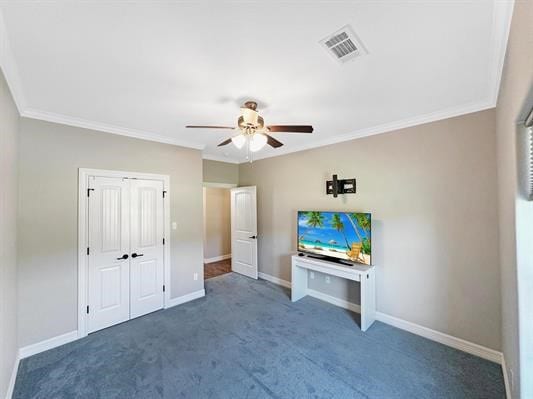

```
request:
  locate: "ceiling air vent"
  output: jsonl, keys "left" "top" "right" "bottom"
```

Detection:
{"left": 320, "top": 25, "right": 367, "bottom": 64}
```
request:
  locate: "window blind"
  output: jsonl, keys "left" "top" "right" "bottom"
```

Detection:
{"left": 526, "top": 107, "right": 533, "bottom": 201}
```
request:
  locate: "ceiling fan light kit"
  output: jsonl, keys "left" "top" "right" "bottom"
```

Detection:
{"left": 249, "top": 133, "right": 267, "bottom": 152}
{"left": 231, "top": 134, "right": 246, "bottom": 149}
{"left": 186, "top": 100, "right": 313, "bottom": 162}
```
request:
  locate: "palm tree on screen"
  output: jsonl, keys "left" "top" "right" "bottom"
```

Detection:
{"left": 332, "top": 213, "right": 350, "bottom": 249}
{"left": 306, "top": 212, "right": 324, "bottom": 228}
{"left": 299, "top": 211, "right": 324, "bottom": 241}
{"left": 346, "top": 214, "right": 364, "bottom": 243}
{"left": 352, "top": 213, "right": 370, "bottom": 235}
{"left": 347, "top": 213, "right": 371, "bottom": 255}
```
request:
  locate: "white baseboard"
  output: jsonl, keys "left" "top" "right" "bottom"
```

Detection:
{"left": 5, "top": 354, "right": 20, "bottom": 399}
{"left": 18, "top": 330, "right": 79, "bottom": 359}
{"left": 501, "top": 356, "right": 511, "bottom": 399}
{"left": 307, "top": 288, "right": 362, "bottom": 313}
{"left": 16, "top": 291, "right": 205, "bottom": 359}
{"left": 258, "top": 272, "right": 291, "bottom": 289}
{"left": 165, "top": 289, "right": 205, "bottom": 309}
{"left": 258, "top": 272, "right": 503, "bottom": 365}
{"left": 8, "top": 290, "right": 205, "bottom": 396}
{"left": 374, "top": 312, "right": 503, "bottom": 364}
{"left": 204, "top": 254, "right": 231, "bottom": 264}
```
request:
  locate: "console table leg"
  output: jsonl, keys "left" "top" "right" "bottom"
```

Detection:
{"left": 360, "top": 267, "right": 376, "bottom": 331}
{"left": 291, "top": 264, "right": 308, "bottom": 302}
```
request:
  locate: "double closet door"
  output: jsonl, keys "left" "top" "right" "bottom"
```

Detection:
{"left": 87, "top": 176, "right": 165, "bottom": 333}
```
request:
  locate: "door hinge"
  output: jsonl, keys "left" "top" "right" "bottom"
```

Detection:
{"left": 163, "top": 285, "right": 165, "bottom": 292}
{"left": 163, "top": 190, "right": 167, "bottom": 198}
{"left": 163, "top": 238, "right": 165, "bottom": 245}
{"left": 87, "top": 247, "right": 90, "bottom": 255}
{"left": 87, "top": 188, "right": 94, "bottom": 197}
{"left": 86, "top": 305, "right": 89, "bottom": 314}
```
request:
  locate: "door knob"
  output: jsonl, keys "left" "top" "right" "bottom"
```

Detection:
{"left": 116, "top": 254, "right": 129, "bottom": 260}
{"left": 249, "top": 235, "right": 257, "bottom": 239}
{"left": 131, "top": 253, "right": 144, "bottom": 258}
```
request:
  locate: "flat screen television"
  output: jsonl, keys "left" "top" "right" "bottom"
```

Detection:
{"left": 297, "top": 211, "right": 371, "bottom": 265}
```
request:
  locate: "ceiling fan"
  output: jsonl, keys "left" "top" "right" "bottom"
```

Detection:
{"left": 186, "top": 101, "right": 313, "bottom": 158}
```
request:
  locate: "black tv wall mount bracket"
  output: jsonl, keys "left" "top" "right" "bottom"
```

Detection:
{"left": 326, "top": 174, "right": 356, "bottom": 198}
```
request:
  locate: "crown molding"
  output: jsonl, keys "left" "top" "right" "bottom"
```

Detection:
{"left": 0, "top": 7, "right": 204, "bottom": 151}
{"left": 201, "top": 153, "right": 241, "bottom": 164}
{"left": 242, "top": 99, "right": 496, "bottom": 164}
{"left": 200, "top": 1, "right": 514, "bottom": 164}
{"left": 21, "top": 108, "right": 205, "bottom": 150}
{"left": 202, "top": 1, "right": 515, "bottom": 164}
{"left": 1, "top": 1, "right": 514, "bottom": 162}
{"left": 0, "top": 8, "right": 27, "bottom": 112}
{"left": 488, "top": 0, "right": 515, "bottom": 105}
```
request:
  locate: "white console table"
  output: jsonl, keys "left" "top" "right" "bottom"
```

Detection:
{"left": 291, "top": 254, "right": 376, "bottom": 331}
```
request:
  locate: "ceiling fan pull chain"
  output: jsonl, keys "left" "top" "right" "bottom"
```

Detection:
{"left": 246, "top": 135, "right": 252, "bottom": 162}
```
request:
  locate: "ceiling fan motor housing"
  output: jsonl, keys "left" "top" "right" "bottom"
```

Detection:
{"left": 243, "top": 101, "right": 258, "bottom": 111}
{"left": 238, "top": 115, "right": 264, "bottom": 132}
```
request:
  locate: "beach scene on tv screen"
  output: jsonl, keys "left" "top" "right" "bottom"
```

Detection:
{"left": 298, "top": 211, "right": 371, "bottom": 265}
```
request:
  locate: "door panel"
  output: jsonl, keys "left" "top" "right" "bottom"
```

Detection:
{"left": 130, "top": 179, "right": 165, "bottom": 319}
{"left": 88, "top": 176, "right": 130, "bottom": 333}
{"left": 231, "top": 187, "right": 258, "bottom": 279}
{"left": 234, "top": 239, "right": 253, "bottom": 266}
{"left": 100, "top": 265, "right": 123, "bottom": 309}
{"left": 139, "top": 259, "right": 158, "bottom": 298}
{"left": 101, "top": 186, "right": 122, "bottom": 252}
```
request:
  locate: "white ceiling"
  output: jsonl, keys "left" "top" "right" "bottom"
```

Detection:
{"left": 0, "top": 1, "right": 514, "bottom": 163}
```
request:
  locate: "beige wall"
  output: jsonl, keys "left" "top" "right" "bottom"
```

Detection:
{"left": 239, "top": 109, "right": 502, "bottom": 350}
{"left": 0, "top": 68, "right": 19, "bottom": 397}
{"left": 203, "top": 159, "right": 239, "bottom": 184}
{"left": 203, "top": 187, "right": 231, "bottom": 260}
{"left": 17, "top": 118, "right": 204, "bottom": 347}
{"left": 495, "top": 1, "right": 533, "bottom": 397}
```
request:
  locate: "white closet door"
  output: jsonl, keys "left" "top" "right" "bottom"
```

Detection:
{"left": 129, "top": 179, "right": 165, "bottom": 319}
{"left": 231, "top": 186, "right": 258, "bottom": 279}
{"left": 88, "top": 176, "right": 130, "bottom": 333}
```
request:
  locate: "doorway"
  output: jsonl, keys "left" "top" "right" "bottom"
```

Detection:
{"left": 202, "top": 184, "right": 258, "bottom": 280}
{"left": 78, "top": 169, "right": 171, "bottom": 337}
{"left": 203, "top": 185, "right": 232, "bottom": 279}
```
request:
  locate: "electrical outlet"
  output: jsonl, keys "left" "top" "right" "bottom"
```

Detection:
{"left": 193, "top": 273, "right": 198, "bottom": 281}
{"left": 310, "top": 272, "right": 315, "bottom": 279}
{"left": 172, "top": 222, "right": 177, "bottom": 230}
{"left": 325, "top": 276, "right": 331, "bottom": 284}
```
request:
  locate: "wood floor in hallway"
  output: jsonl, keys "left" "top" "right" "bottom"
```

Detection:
{"left": 204, "top": 258, "right": 231, "bottom": 280}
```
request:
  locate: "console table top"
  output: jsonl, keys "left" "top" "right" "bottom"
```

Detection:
{"left": 292, "top": 253, "right": 374, "bottom": 276}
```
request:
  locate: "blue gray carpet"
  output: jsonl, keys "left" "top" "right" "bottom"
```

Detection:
{"left": 14, "top": 273, "right": 504, "bottom": 398}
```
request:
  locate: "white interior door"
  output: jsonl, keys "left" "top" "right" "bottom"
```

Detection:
{"left": 231, "top": 186, "right": 258, "bottom": 279}
{"left": 88, "top": 176, "right": 130, "bottom": 333}
{"left": 129, "top": 179, "right": 165, "bottom": 319}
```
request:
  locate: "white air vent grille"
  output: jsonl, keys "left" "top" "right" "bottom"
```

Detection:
{"left": 320, "top": 25, "right": 367, "bottom": 64}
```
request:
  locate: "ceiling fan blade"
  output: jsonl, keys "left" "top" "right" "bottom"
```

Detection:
{"left": 217, "top": 138, "right": 233, "bottom": 147}
{"left": 186, "top": 125, "right": 235, "bottom": 130}
{"left": 266, "top": 125, "right": 313, "bottom": 133}
{"left": 265, "top": 134, "right": 284, "bottom": 148}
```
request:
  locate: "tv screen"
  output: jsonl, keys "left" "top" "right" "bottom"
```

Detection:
{"left": 297, "top": 211, "right": 371, "bottom": 265}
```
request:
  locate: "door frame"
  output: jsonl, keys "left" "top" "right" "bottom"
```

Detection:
{"left": 202, "top": 182, "right": 237, "bottom": 263}
{"left": 77, "top": 168, "right": 171, "bottom": 338}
